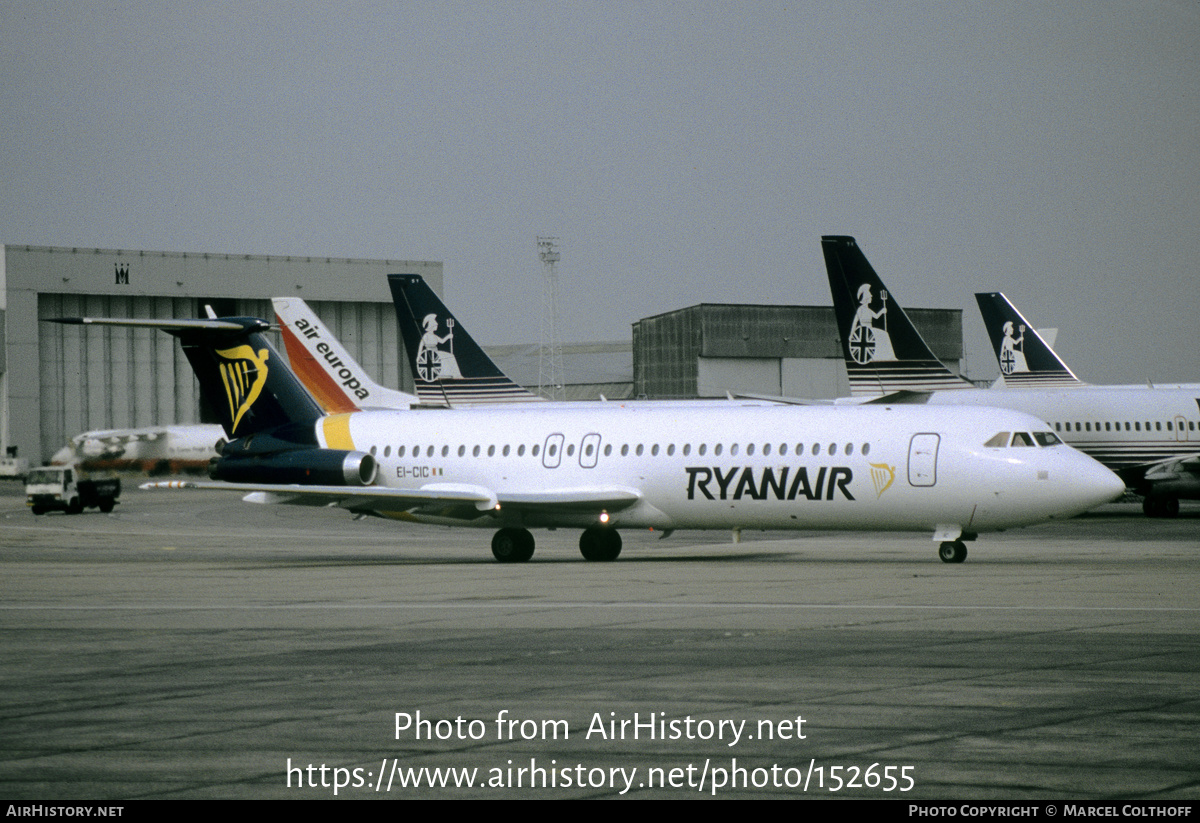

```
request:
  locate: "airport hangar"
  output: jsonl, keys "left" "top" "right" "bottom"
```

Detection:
{"left": 1, "top": 243, "right": 964, "bottom": 466}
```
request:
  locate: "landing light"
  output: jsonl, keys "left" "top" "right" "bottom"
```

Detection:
{"left": 599, "top": 511, "right": 610, "bottom": 524}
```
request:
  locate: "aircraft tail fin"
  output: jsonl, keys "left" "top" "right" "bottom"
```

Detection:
{"left": 821, "top": 235, "right": 974, "bottom": 396}
{"left": 272, "top": 297, "right": 418, "bottom": 412}
{"left": 49, "top": 317, "right": 324, "bottom": 444}
{"left": 974, "top": 293, "right": 1083, "bottom": 387}
{"left": 387, "top": 274, "right": 544, "bottom": 406}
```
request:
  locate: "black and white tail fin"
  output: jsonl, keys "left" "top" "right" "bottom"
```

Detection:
{"left": 975, "top": 293, "right": 1083, "bottom": 388}
{"left": 387, "top": 274, "right": 544, "bottom": 406}
{"left": 49, "top": 316, "right": 324, "bottom": 444}
{"left": 821, "top": 235, "right": 973, "bottom": 396}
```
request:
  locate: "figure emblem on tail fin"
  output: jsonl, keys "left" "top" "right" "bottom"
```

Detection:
{"left": 217, "top": 345, "right": 270, "bottom": 434}
{"left": 999, "top": 321, "right": 1028, "bottom": 375}
{"left": 415, "top": 314, "right": 463, "bottom": 382}
{"left": 849, "top": 284, "right": 896, "bottom": 363}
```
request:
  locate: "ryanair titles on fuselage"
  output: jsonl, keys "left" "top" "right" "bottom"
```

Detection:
{"left": 291, "top": 318, "right": 371, "bottom": 401}
{"left": 686, "top": 465, "right": 855, "bottom": 502}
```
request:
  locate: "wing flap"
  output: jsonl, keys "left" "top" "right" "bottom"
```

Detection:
{"left": 142, "top": 480, "right": 642, "bottom": 519}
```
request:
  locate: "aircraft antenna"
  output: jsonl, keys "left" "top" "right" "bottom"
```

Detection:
{"left": 537, "top": 237, "right": 565, "bottom": 400}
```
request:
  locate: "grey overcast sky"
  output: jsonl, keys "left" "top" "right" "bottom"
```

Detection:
{"left": 3, "top": 1, "right": 1197, "bottom": 384}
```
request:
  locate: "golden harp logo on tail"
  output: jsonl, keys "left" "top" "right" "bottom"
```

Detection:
{"left": 868, "top": 462, "right": 896, "bottom": 498}
{"left": 216, "top": 345, "right": 270, "bottom": 434}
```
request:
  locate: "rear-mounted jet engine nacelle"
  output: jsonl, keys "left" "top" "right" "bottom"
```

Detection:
{"left": 210, "top": 449, "right": 377, "bottom": 486}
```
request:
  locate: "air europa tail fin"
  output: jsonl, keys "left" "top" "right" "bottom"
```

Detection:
{"left": 387, "top": 273, "right": 544, "bottom": 406}
{"left": 821, "top": 236, "right": 973, "bottom": 396}
{"left": 975, "top": 292, "right": 1083, "bottom": 388}
{"left": 272, "top": 297, "right": 418, "bottom": 412}
{"left": 49, "top": 316, "right": 324, "bottom": 443}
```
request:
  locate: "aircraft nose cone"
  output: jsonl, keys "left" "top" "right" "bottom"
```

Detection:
{"left": 1072, "top": 457, "right": 1126, "bottom": 511}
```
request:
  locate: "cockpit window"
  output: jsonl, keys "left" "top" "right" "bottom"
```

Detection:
{"left": 984, "top": 432, "right": 1010, "bottom": 448}
{"left": 1033, "top": 431, "right": 1062, "bottom": 447}
{"left": 1011, "top": 432, "right": 1034, "bottom": 447}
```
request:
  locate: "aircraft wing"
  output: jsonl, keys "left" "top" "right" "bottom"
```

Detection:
{"left": 1140, "top": 453, "right": 1200, "bottom": 494}
{"left": 860, "top": 390, "right": 935, "bottom": 405}
{"left": 727, "top": 392, "right": 831, "bottom": 406}
{"left": 141, "top": 480, "right": 641, "bottom": 520}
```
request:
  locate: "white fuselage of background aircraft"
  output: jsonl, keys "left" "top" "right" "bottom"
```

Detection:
{"left": 51, "top": 425, "right": 225, "bottom": 475}
{"left": 919, "top": 387, "right": 1198, "bottom": 476}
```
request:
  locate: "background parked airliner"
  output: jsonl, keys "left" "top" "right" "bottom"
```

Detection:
{"left": 53, "top": 313, "right": 1123, "bottom": 563}
{"left": 975, "top": 291, "right": 1200, "bottom": 391}
{"left": 50, "top": 425, "right": 224, "bottom": 475}
{"left": 275, "top": 278, "right": 777, "bottom": 413}
{"left": 821, "top": 235, "right": 1200, "bottom": 517}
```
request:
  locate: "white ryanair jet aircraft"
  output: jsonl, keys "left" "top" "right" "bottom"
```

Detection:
{"left": 50, "top": 313, "right": 1122, "bottom": 564}
{"left": 822, "top": 235, "right": 1200, "bottom": 518}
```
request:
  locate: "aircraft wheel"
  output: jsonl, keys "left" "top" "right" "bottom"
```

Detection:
{"left": 1143, "top": 496, "right": 1180, "bottom": 519}
{"left": 938, "top": 541, "right": 967, "bottom": 564}
{"left": 492, "top": 528, "right": 535, "bottom": 563}
{"left": 580, "top": 527, "right": 622, "bottom": 561}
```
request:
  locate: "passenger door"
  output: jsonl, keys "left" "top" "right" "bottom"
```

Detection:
{"left": 908, "top": 433, "right": 940, "bottom": 487}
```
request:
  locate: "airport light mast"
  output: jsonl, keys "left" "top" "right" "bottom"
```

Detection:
{"left": 537, "top": 237, "right": 565, "bottom": 400}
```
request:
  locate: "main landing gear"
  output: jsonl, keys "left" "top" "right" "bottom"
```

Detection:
{"left": 579, "top": 527, "right": 622, "bottom": 561}
{"left": 938, "top": 541, "right": 968, "bottom": 564}
{"left": 1142, "top": 496, "right": 1180, "bottom": 518}
{"left": 491, "top": 528, "right": 535, "bottom": 563}
{"left": 489, "top": 527, "right": 624, "bottom": 562}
